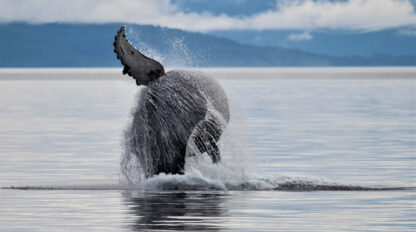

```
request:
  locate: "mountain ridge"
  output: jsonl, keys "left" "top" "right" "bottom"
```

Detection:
{"left": 0, "top": 23, "right": 414, "bottom": 67}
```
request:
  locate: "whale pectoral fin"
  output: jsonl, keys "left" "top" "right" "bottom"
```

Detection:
{"left": 206, "top": 140, "right": 221, "bottom": 163}
{"left": 113, "top": 26, "right": 165, "bottom": 86}
{"left": 194, "top": 135, "right": 221, "bottom": 164}
{"left": 193, "top": 127, "right": 222, "bottom": 164}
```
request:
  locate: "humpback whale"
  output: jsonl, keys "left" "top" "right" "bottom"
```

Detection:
{"left": 114, "top": 26, "right": 230, "bottom": 178}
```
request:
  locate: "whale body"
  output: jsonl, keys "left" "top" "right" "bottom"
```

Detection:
{"left": 114, "top": 26, "right": 230, "bottom": 178}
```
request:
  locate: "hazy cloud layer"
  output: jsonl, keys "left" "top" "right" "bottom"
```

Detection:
{"left": 0, "top": 0, "right": 415, "bottom": 32}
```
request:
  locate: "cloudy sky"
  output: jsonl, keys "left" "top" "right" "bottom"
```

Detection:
{"left": 0, "top": 0, "right": 415, "bottom": 32}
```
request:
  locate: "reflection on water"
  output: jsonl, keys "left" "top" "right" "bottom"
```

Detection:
{"left": 1, "top": 189, "right": 414, "bottom": 231}
{"left": 122, "top": 191, "right": 227, "bottom": 231}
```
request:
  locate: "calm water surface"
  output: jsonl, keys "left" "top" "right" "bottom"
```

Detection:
{"left": 0, "top": 68, "right": 415, "bottom": 231}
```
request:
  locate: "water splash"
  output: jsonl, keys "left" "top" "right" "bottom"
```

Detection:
{"left": 125, "top": 27, "right": 165, "bottom": 64}
{"left": 125, "top": 26, "right": 200, "bottom": 67}
{"left": 166, "top": 37, "right": 201, "bottom": 67}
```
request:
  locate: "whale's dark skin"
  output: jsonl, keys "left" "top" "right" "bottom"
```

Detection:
{"left": 114, "top": 26, "right": 230, "bottom": 178}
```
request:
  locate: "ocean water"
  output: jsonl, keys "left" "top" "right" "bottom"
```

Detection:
{"left": 0, "top": 68, "right": 415, "bottom": 231}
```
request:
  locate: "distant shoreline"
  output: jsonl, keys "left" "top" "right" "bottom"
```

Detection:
{"left": 0, "top": 67, "right": 414, "bottom": 80}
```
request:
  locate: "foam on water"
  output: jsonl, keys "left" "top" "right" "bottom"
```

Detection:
{"left": 137, "top": 157, "right": 414, "bottom": 191}
{"left": 2, "top": 172, "right": 413, "bottom": 191}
